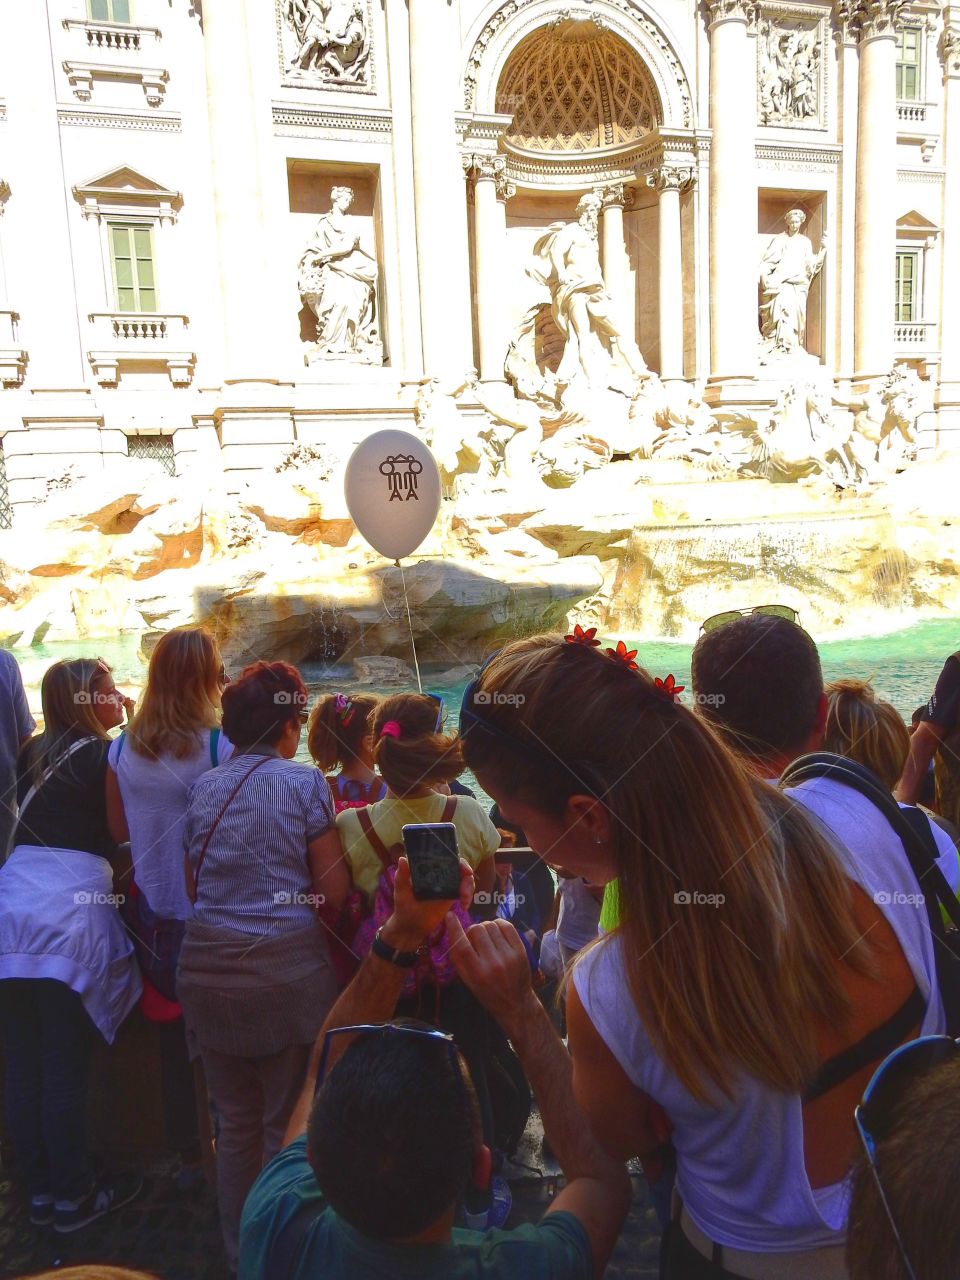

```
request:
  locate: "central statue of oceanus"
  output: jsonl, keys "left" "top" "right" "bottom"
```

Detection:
{"left": 506, "top": 192, "right": 648, "bottom": 408}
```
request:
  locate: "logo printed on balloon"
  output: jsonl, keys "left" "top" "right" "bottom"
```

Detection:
{"left": 345, "top": 429, "right": 441, "bottom": 561}
{"left": 379, "top": 454, "right": 424, "bottom": 502}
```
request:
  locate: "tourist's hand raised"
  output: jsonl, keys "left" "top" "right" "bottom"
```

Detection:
{"left": 445, "top": 915, "right": 536, "bottom": 1038}
{"left": 381, "top": 855, "right": 475, "bottom": 951}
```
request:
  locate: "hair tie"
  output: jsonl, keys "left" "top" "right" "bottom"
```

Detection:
{"left": 380, "top": 721, "right": 402, "bottom": 740}
{"left": 334, "top": 693, "right": 356, "bottom": 727}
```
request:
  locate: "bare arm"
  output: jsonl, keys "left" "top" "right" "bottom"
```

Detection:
{"left": 896, "top": 720, "right": 945, "bottom": 805}
{"left": 105, "top": 767, "right": 129, "bottom": 845}
{"left": 282, "top": 857, "right": 476, "bottom": 1148}
{"left": 307, "top": 827, "right": 351, "bottom": 916}
{"left": 447, "top": 917, "right": 631, "bottom": 1279}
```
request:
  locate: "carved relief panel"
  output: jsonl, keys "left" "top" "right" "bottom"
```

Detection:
{"left": 756, "top": 7, "right": 828, "bottom": 129}
{"left": 277, "top": 0, "right": 374, "bottom": 92}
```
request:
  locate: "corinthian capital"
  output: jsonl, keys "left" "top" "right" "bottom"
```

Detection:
{"left": 942, "top": 22, "right": 960, "bottom": 75}
{"left": 646, "top": 164, "right": 696, "bottom": 193}
{"left": 858, "top": 0, "right": 906, "bottom": 40}
{"left": 462, "top": 153, "right": 506, "bottom": 183}
{"left": 596, "top": 182, "right": 635, "bottom": 210}
{"left": 705, "top": 0, "right": 757, "bottom": 26}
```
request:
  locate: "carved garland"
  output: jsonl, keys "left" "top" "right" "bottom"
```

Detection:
{"left": 463, "top": 0, "right": 693, "bottom": 129}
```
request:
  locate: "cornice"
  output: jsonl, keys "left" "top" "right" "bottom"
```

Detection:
{"left": 57, "top": 106, "right": 182, "bottom": 132}
{"left": 271, "top": 102, "right": 392, "bottom": 138}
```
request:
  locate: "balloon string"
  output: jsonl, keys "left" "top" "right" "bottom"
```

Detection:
{"left": 396, "top": 559, "right": 423, "bottom": 694}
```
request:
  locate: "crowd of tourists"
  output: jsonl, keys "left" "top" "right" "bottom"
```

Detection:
{"left": 0, "top": 609, "right": 959, "bottom": 1280}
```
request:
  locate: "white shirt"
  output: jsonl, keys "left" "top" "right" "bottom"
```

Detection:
{"left": 108, "top": 729, "right": 233, "bottom": 921}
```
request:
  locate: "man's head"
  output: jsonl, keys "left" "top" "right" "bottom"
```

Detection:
{"left": 307, "top": 1023, "right": 483, "bottom": 1241}
{"left": 847, "top": 1056, "right": 960, "bottom": 1279}
{"left": 577, "top": 191, "right": 602, "bottom": 234}
{"left": 691, "top": 614, "right": 825, "bottom": 774}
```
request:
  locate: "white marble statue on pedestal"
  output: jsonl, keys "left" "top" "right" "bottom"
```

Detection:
{"left": 758, "top": 209, "right": 826, "bottom": 359}
{"left": 506, "top": 192, "right": 648, "bottom": 408}
{"left": 298, "top": 186, "right": 383, "bottom": 365}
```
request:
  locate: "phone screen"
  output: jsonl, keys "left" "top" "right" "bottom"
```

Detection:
{"left": 402, "top": 823, "right": 461, "bottom": 901}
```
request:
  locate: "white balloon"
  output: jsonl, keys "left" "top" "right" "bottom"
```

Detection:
{"left": 344, "top": 429, "right": 441, "bottom": 561}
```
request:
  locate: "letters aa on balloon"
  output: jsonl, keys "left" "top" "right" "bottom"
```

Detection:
{"left": 344, "top": 429, "right": 442, "bottom": 561}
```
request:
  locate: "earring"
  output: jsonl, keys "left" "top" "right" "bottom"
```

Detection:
{"left": 594, "top": 835, "right": 604, "bottom": 845}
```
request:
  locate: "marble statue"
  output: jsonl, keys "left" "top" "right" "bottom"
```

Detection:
{"left": 284, "top": 0, "right": 370, "bottom": 83}
{"left": 506, "top": 192, "right": 648, "bottom": 407}
{"left": 758, "top": 21, "right": 820, "bottom": 124}
{"left": 298, "top": 186, "right": 382, "bottom": 364}
{"left": 759, "top": 209, "right": 826, "bottom": 358}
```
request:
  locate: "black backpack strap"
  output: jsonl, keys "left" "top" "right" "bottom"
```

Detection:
{"left": 803, "top": 985, "right": 926, "bottom": 1103}
{"left": 265, "top": 1196, "right": 321, "bottom": 1279}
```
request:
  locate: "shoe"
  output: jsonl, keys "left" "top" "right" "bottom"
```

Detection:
{"left": 54, "top": 1171, "right": 143, "bottom": 1234}
{"left": 29, "top": 1193, "right": 54, "bottom": 1227}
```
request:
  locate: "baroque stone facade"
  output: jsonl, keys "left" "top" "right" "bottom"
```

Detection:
{"left": 0, "top": 0, "right": 957, "bottom": 522}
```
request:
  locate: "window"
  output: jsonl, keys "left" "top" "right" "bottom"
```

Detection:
{"left": 896, "top": 27, "right": 921, "bottom": 101}
{"left": 87, "top": 0, "right": 131, "bottom": 22}
{"left": 895, "top": 250, "right": 918, "bottom": 322}
{"left": 109, "top": 223, "right": 156, "bottom": 313}
{"left": 127, "top": 434, "right": 176, "bottom": 476}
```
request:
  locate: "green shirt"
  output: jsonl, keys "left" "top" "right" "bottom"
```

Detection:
{"left": 239, "top": 1137, "right": 592, "bottom": 1280}
{"left": 599, "top": 879, "right": 621, "bottom": 933}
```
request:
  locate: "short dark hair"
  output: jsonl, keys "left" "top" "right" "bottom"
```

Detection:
{"left": 847, "top": 1056, "right": 960, "bottom": 1279}
{"left": 691, "top": 615, "right": 823, "bottom": 764}
{"left": 307, "top": 1023, "right": 478, "bottom": 1240}
{"left": 220, "top": 661, "right": 306, "bottom": 750}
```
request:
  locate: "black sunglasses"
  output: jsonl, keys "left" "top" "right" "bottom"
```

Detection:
{"left": 854, "top": 1035, "right": 960, "bottom": 1280}
{"left": 700, "top": 604, "right": 799, "bottom": 635}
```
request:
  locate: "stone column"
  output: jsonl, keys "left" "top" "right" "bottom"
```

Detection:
{"left": 854, "top": 0, "right": 903, "bottom": 377}
{"left": 201, "top": 0, "right": 272, "bottom": 379}
{"left": 940, "top": 19, "right": 960, "bottom": 386}
{"left": 598, "top": 184, "right": 634, "bottom": 338}
{"left": 834, "top": 3, "right": 860, "bottom": 378}
{"left": 648, "top": 164, "right": 694, "bottom": 382}
{"left": 465, "top": 156, "right": 511, "bottom": 382}
{"left": 706, "top": 0, "right": 758, "bottom": 380}
{"left": 408, "top": 0, "right": 473, "bottom": 378}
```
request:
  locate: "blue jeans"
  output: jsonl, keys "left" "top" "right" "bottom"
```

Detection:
{"left": 0, "top": 977, "right": 97, "bottom": 1200}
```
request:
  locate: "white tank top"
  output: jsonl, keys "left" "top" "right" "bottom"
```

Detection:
{"left": 574, "top": 782, "right": 944, "bottom": 1253}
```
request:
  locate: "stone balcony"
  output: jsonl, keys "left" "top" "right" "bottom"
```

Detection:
{"left": 0, "top": 310, "right": 27, "bottom": 387}
{"left": 895, "top": 320, "right": 938, "bottom": 347}
{"left": 897, "top": 101, "right": 930, "bottom": 124}
{"left": 86, "top": 312, "right": 195, "bottom": 387}
{"left": 61, "top": 18, "right": 162, "bottom": 54}
{"left": 63, "top": 60, "right": 168, "bottom": 107}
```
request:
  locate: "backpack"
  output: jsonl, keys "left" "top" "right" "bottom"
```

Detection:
{"left": 352, "top": 796, "right": 473, "bottom": 996}
{"left": 781, "top": 751, "right": 960, "bottom": 1036}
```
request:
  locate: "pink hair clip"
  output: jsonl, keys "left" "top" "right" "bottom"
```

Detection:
{"left": 380, "top": 721, "right": 402, "bottom": 740}
{"left": 334, "top": 693, "right": 355, "bottom": 727}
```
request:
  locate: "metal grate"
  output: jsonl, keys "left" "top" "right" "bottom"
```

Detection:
{"left": 127, "top": 433, "right": 176, "bottom": 476}
{"left": 0, "top": 441, "right": 12, "bottom": 530}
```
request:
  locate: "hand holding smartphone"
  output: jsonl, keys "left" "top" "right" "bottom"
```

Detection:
{"left": 402, "top": 822, "right": 461, "bottom": 900}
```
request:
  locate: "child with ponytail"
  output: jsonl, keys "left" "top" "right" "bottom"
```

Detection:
{"left": 307, "top": 693, "right": 386, "bottom": 813}
{"left": 335, "top": 693, "right": 498, "bottom": 903}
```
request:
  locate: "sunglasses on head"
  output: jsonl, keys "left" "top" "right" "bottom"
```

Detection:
{"left": 700, "top": 604, "right": 799, "bottom": 635}
{"left": 854, "top": 1035, "right": 960, "bottom": 1280}
{"left": 314, "top": 1022, "right": 459, "bottom": 1093}
{"left": 424, "top": 692, "right": 445, "bottom": 732}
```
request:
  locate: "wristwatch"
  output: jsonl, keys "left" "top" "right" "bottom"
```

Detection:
{"left": 371, "top": 926, "right": 421, "bottom": 968}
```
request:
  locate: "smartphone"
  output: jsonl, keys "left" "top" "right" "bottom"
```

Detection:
{"left": 402, "top": 822, "right": 461, "bottom": 901}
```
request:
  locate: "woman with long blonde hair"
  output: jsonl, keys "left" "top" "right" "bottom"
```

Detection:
{"left": 0, "top": 658, "right": 142, "bottom": 1233}
{"left": 459, "top": 633, "right": 944, "bottom": 1277}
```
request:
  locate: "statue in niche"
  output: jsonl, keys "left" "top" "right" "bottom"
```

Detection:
{"left": 758, "top": 21, "right": 820, "bottom": 124}
{"left": 284, "top": 0, "right": 370, "bottom": 84}
{"left": 506, "top": 192, "right": 648, "bottom": 407}
{"left": 758, "top": 208, "right": 826, "bottom": 359}
{"left": 298, "top": 185, "right": 382, "bottom": 364}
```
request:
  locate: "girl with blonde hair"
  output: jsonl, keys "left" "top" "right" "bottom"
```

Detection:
{"left": 459, "top": 633, "right": 945, "bottom": 1277}
{"left": 0, "top": 658, "right": 142, "bottom": 1233}
{"left": 307, "top": 692, "right": 385, "bottom": 812}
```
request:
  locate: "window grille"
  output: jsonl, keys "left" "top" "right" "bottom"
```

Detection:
{"left": 0, "top": 442, "right": 13, "bottom": 531}
{"left": 127, "top": 434, "right": 176, "bottom": 476}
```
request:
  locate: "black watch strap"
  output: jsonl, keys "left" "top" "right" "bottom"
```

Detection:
{"left": 371, "top": 927, "right": 420, "bottom": 968}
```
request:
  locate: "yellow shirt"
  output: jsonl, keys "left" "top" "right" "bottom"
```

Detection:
{"left": 335, "top": 793, "right": 501, "bottom": 901}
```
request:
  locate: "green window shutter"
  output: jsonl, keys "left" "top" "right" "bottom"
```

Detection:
{"left": 88, "top": 0, "right": 110, "bottom": 19}
{"left": 110, "top": 223, "right": 157, "bottom": 313}
{"left": 895, "top": 28, "right": 921, "bottom": 100}
{"left": 895, "top": 252, "right": 916, "bottom": 323}
{"left": 112, "top": 0, "right": 131, "bottom": 21}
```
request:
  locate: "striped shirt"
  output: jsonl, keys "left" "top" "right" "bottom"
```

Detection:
{"left": 183, "top": 750, "right": 335, "bottom": 938}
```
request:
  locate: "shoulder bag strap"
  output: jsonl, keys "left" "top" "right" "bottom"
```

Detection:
{"left": 188, "top": 756, "right": 271, "bottom": 901}
{"left": 356, "top": 805, "right": 395, "bottom": 869}
{"left": 440, "top": 795, "right": 457, "bottom": 823}
{"left": 17, "top": 735, "right": 100, "bottom": 823}
{"left": 209, "top": 728, "right": 221, "bottom": 769}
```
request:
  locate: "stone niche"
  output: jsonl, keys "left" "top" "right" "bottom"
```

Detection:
{"left": 757, "top": 189, "right": 826, "bottom": 361}
{"left": 287, "top": 159, "right": 386, "bottom": 367}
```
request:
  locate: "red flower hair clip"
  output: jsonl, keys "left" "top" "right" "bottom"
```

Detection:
{"left": 564, "top": 624, "right": 601, "bottom": 648}
{"left": 605, "top": 640, "right": 639, "bottom": 671}
{"left": 654, "top": 674, "right": 685, "bottom": 702}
